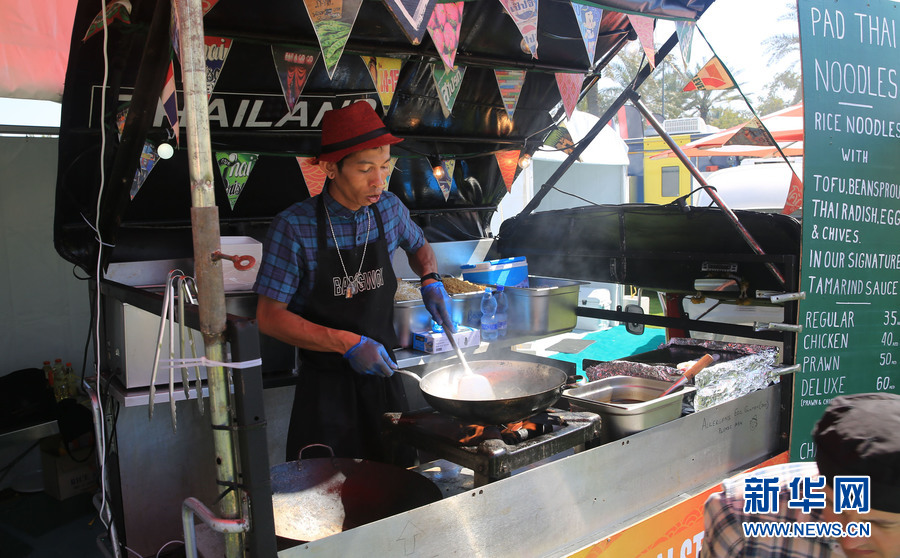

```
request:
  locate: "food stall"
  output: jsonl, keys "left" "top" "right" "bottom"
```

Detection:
{"left": 53, "top": 0, "right": 802, "bottom": 556}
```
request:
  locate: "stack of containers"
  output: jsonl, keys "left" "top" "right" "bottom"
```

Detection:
{"left": 460, "top": 256, "right": 529, "bottom": 288}
{"left": 462, "top": 256, "right": 587, "bottom": 337}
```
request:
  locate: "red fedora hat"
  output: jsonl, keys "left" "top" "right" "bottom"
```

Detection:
{"left": 315, "top": 101, "right": 403, "bottom": 163}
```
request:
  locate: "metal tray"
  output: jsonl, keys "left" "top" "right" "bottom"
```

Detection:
{"left": 502, "top": 276, "right": 587, "bottom": 335}
{"left": 562, "top": 376, "right": 695, "bottom": 442}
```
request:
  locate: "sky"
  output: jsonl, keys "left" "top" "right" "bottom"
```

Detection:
{"left": 686, "top": 0, "right": 800, "bottom": 99}
{"left": 0, "top": 0, "right": 799, "bottom": 127}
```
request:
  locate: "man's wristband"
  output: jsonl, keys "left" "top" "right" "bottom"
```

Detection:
{"left": 420, "top": 272, "right": 442, "bottom": 283}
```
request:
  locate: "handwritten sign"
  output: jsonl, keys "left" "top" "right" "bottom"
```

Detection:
{"left": 793, "top": 0, "right": 900, "bottom": 460}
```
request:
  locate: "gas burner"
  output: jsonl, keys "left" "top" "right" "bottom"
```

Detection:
{"left": 398, "top": 411, "right": 567, "bottom": 446}
{"left": 384, "top": 409, "right": 601, "bottom": 486}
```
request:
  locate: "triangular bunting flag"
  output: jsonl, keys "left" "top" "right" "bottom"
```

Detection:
{"left": 435, "top": 159, "right": 454, "bottom": 201}
{"left": 627, "top": 14, "right": 656, "bottom": 68}
{"left": 494, "top": 69, "right": 526, "bottom": 119}
{"left": 216, "top": 152, "right": 259, "bottom": 209}
{"left": 432, "top": 65, "right": 466, "bottom": 118}
{"left": 170, "top": 2, "right": 182, "bottom": 62}
{"left": 724, "top": 117, "right": 775, "bottom": 147}
{"left": 381, "top": 0, "right": 437, "bottom": 45}
{"left": 202, "top": 0, "right": 220, "bottom": 15}
{"left": 131, "top": 141, "right": 159, "bottom": 200}
{"left": 362, "top": 56, "right": 379, "bottom": 90}
{"left": 555, "top": 73, "right": 584, "bottom": 120}
{"left": 544, "top": 124, "right": 575, "bottom": 155}
{"left": 116, "top": 106, "right": 129, "bottom": 140}
{"left": 161, "top": 61, "right": 179, "bottom": 145}
{"left": 83, "top": 0, "right": 132, "bottom": 41}
{"left": 205, "top": 36, "right": 232, "bottom": 99}
{"left": 362, "top": 56, "right": 404, "bottom": 111}
{"left": 675, "top": 21, "right": 694, "bottom": 69}
{"left": 571, "top": 3, "right": 602, "bottom": 65}
{"left": 682, "top": 56, "right": 735, "bottom": 91}
{"left": 499, "top": 0, "right": 539, "bottom": 58}
{"left": 272, "top": 47, "right": 318, "bottom": 112}
{"left": 303, "top": 0, "right": 363, "bottom": 79}
{"left": 427, "top": 2, "right": 464, "bottom": 70}
{"left": 495, "top": 150, "right": 520, "bottom": 193}
{"left": 782, "top": 171, "right": 803, "bottom": 215}
{"left": 385, "top": 157, "right": 399, "bottom": 187}
{"left": 297, "top": 157, "right": 327, "bottom": 197}
{"left": 544, "top": 124, "right": 576, "bottom": 156}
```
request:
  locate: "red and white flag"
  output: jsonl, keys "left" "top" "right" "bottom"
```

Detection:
{"left": 161, "top": 61, "right": 179, "bottom": 145}
{"left": 781, "top": 171, "right": 803, "bottom": 215}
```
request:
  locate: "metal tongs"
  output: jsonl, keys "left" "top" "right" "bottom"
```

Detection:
{"left": 149, "top": 270, "right": 205, "bottom": 431}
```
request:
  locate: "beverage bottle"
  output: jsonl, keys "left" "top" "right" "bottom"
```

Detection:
{"left": 65, "top": 362, "right": 79, "bottom": 398}
{"left": 42, "top": 360, "right": 53, "bottom": 382}
{"left": 52, "top": 359, "right": 68, "bottom": 402}
{"left": 494, "top": 286, "right": 508, "bottom": 338}
{"left": 480, "top": 288, "right": 498, "bottom": 341}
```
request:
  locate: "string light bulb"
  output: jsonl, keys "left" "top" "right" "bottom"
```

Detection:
{"left": 157, "top": 142, "right": 174, "bottom": 160}
{"left": 432, "top": 160, "right": 445, "bottom": 180}
{"left": 518, "top": 153, "right": 532, "bottom": 169}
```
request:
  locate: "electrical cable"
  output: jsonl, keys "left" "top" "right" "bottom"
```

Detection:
{"left": 549, "top": 186, "right": 601, "bottom": 206}
{"left": 155, "top": 540, "right": 185, "bottom": 557}
{"left": 93, "top": 0, "right": 117, "bottom": 552}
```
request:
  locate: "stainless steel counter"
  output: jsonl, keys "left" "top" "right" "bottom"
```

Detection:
{"left": 276, "top": 382, "right": 786, "bottom": 558}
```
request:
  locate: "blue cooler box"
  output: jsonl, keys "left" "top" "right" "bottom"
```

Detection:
{"left": 460, "top": 257, "right": 528, "bottom": 287}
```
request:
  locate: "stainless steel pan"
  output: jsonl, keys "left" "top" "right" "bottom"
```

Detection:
{"left": 400, "top": 359, "right": 569, "bottom": 424}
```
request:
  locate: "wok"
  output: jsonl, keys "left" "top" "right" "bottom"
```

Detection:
{"left": 271, "top": 445, "right": 442, "bottom": 542}
{"left": 402, "top": 359, "right": 569, "bottom": 424}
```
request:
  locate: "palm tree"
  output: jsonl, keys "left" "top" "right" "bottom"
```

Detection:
{"left": 763, "top": 3, "right": 799, "bottom": 65}
{"left": 591, "top": 42, "right": 740, "bottom": 125}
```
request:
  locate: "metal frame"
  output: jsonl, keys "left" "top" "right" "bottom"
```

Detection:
{"left": 97, "top": 280, "right": 277, "bottom": 556}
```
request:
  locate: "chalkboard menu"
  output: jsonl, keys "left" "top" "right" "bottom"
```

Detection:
{"left": 793, "top": 0, "right": 900, "bottom": 460}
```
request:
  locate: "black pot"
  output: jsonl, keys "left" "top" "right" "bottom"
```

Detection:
{"left": 271, "top": 445, "right": 442, "bottom": 542}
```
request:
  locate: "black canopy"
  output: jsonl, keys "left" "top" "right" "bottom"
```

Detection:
{"left": 55, "top": 0, "right": 715, "bottom": 272}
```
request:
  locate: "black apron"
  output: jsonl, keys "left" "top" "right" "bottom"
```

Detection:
{"left": 285, "top": 196, "right": 410, "bottom": 464}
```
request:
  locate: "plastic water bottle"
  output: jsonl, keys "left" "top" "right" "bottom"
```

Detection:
{"left": 41, "top": 360, "right": 53, "bottom": 382}
{"left": 480, "top": 288, "right": 498, "bottom": 341}
{"left": 52, "top": 359, "right": 68, "bottom": 402}
{"left": 494, "top": 286, "right": 508, "bottom": 338}
{"left": 65, "top": 362, "right": 79, "bottom": 398}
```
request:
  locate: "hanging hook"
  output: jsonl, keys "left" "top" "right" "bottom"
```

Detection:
{"left": 211, "top": 251, "right": 256, "bottom": 271}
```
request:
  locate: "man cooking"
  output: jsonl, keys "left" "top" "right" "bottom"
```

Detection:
{"left": 254, "top": 101, "right": 454, "bottom": 463}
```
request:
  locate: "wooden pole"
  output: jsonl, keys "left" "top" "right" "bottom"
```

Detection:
{"left": 173, "top": 0, "right": 244, "bottom": 555}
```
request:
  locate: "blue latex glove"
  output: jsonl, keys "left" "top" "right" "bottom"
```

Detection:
{"left": 343, "top": 336, "right": 397, "bottom": 377}
{"left": 420, "top": 281, "right": 456, "bottom": 333}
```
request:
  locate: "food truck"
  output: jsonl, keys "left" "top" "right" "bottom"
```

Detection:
{"left": 53, "top": 0, "right": 807, "bottom": 556}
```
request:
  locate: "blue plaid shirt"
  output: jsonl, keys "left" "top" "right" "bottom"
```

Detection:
{"left": 253, "top": 189, "right": 425, "bottom": 309}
